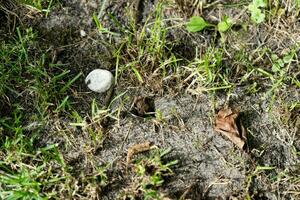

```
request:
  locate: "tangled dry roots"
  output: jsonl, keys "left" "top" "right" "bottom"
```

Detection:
{"left": 0, "top": 0, "right": 18, "bottom": 33}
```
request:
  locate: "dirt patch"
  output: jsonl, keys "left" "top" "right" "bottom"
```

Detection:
{"left": 1, "top": 0, "right": 300, "bottom": 199}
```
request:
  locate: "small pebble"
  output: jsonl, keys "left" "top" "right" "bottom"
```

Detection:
{"left": 80, "top": 30, "right": 87, "bottom": 37}
{"left": 85, "top": 69, "right": 114, "bottom": 93}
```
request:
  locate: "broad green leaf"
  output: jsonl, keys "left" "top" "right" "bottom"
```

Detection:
{"left": 186, "top": 16, "right": 211, "bottom": 32}
{"left": 250, "top": 8, "right": 265, "bottom": 24}
{"left": 271, "top": 54, "right": 279, "bottom": 61}
{"left": 217, "top": 17, "right": 233, "bottom": 32}
{"left": 248, "top": 3, "right": 257, "bottom": 12}
{"left": 277, "top": 59, "right": 284, "bottom": 68}
{"left": 248, "top": 1, "right": 266, "bottom": 24}
{"left": 283, "top": 53, "right": 294, "bottom": 63}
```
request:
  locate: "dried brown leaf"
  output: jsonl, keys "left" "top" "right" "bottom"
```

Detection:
{"left": 214, "top": 107, "right": 247, "bottom": 150}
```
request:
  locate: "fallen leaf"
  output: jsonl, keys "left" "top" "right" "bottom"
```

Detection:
{"left": 214, "top": 107, "right": 247, "bottom": 150}
{"left": 127, "top": 142, "right": 152, "bottom": 164}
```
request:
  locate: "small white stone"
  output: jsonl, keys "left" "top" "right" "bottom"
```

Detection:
{"left": 80, "top": 30, "right": 87, "bottom": 37}
{"left": 85, "top": 69, "right": 114, "bottom": 93}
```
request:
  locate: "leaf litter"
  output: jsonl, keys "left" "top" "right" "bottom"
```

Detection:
{"left": 214, "top": 106, "right": 248, "bottom": 150}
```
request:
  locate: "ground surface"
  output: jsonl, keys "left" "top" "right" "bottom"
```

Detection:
{"left": 0, "top": 0, "right": 300, "bottom": 199}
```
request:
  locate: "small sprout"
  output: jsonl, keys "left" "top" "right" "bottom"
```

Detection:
{"left": 85, "top": 69, "right": 114, "bottom": 93}
{"left": 271, "top": 54, "right": 284, "bottom": 73}
{"left": 248, "top": 0, "right": 266, "bottom": 24}
{"left": 271, "top": 51, "right": 295, "bottom": 73}
{"left": 124, "top": 147, "right": 177, "bottom": 199}
{"left": 283, "top": 53, "right": 294, "bottom": 64}
{"left": 186, "top": 16, "right": 212, "bottom": 32}
{"left": 217, "top": 16, "right": 233, "bottom": 32}
{"left": 187, "top": 16, "right": 233, "bottom": 33}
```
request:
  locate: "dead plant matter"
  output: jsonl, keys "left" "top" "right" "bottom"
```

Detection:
{"left": 214, "top": 107, "right": 247, "bottom": 150}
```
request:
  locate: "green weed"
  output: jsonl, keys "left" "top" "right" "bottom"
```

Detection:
{"left": 70, "top": 95, "right": 127, "bottom": 146}
{"left": 1, "top": 0, "right": 299, "bottom": 198}
{"left": 248, "top": 0, "right": 266, "bottom": 24}
{"left": 122, "top": 148, "right": 178, "bottom": 199}
{"left": 19, "top": 0, "right": 59, "bottom": 16}
{"left": 245, "top": 166, "right": 276, "bottom": 197}
{"left": 113, "top": 2, "right": 179, "bottom": 89}
{"left": 93, "top": 13, "right": 120, "bottom": 36}
{"left": 184, "top": 47, "right": 233, "bottom": 93}
{"left": 0, "top": 25, "right": 84, "bottom": 199}
{"left": 217, "top": 16, "right": 234, "bottom": 33}
{"left": 1, "top": 27, "right": 81, "bottom": 117}
{"left": 0, "top": 106, "right": 67, "bottom": 199}
{"left": 186, "top": 16, "right": 234, "bottom": 33}
{"left": 186, "top": 16, "right": 213, "bottom": 32}
{"left": 258, "top": 48, "right": 297, "bottom": 108}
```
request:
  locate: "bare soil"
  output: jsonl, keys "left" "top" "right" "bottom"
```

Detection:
{"left": 2, "top": 0, "right": 300, "bottom": 199}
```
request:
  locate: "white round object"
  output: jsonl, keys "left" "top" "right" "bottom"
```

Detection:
{"left": 85, "top": 69, "right": 114, "bottom": 93}
{"left": 80, "top": 30, "right": 87, "bottom": 37}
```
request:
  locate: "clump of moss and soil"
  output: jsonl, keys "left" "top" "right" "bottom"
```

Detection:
{"left": 0, "top": 0, "right": 299, "bottom": 199}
